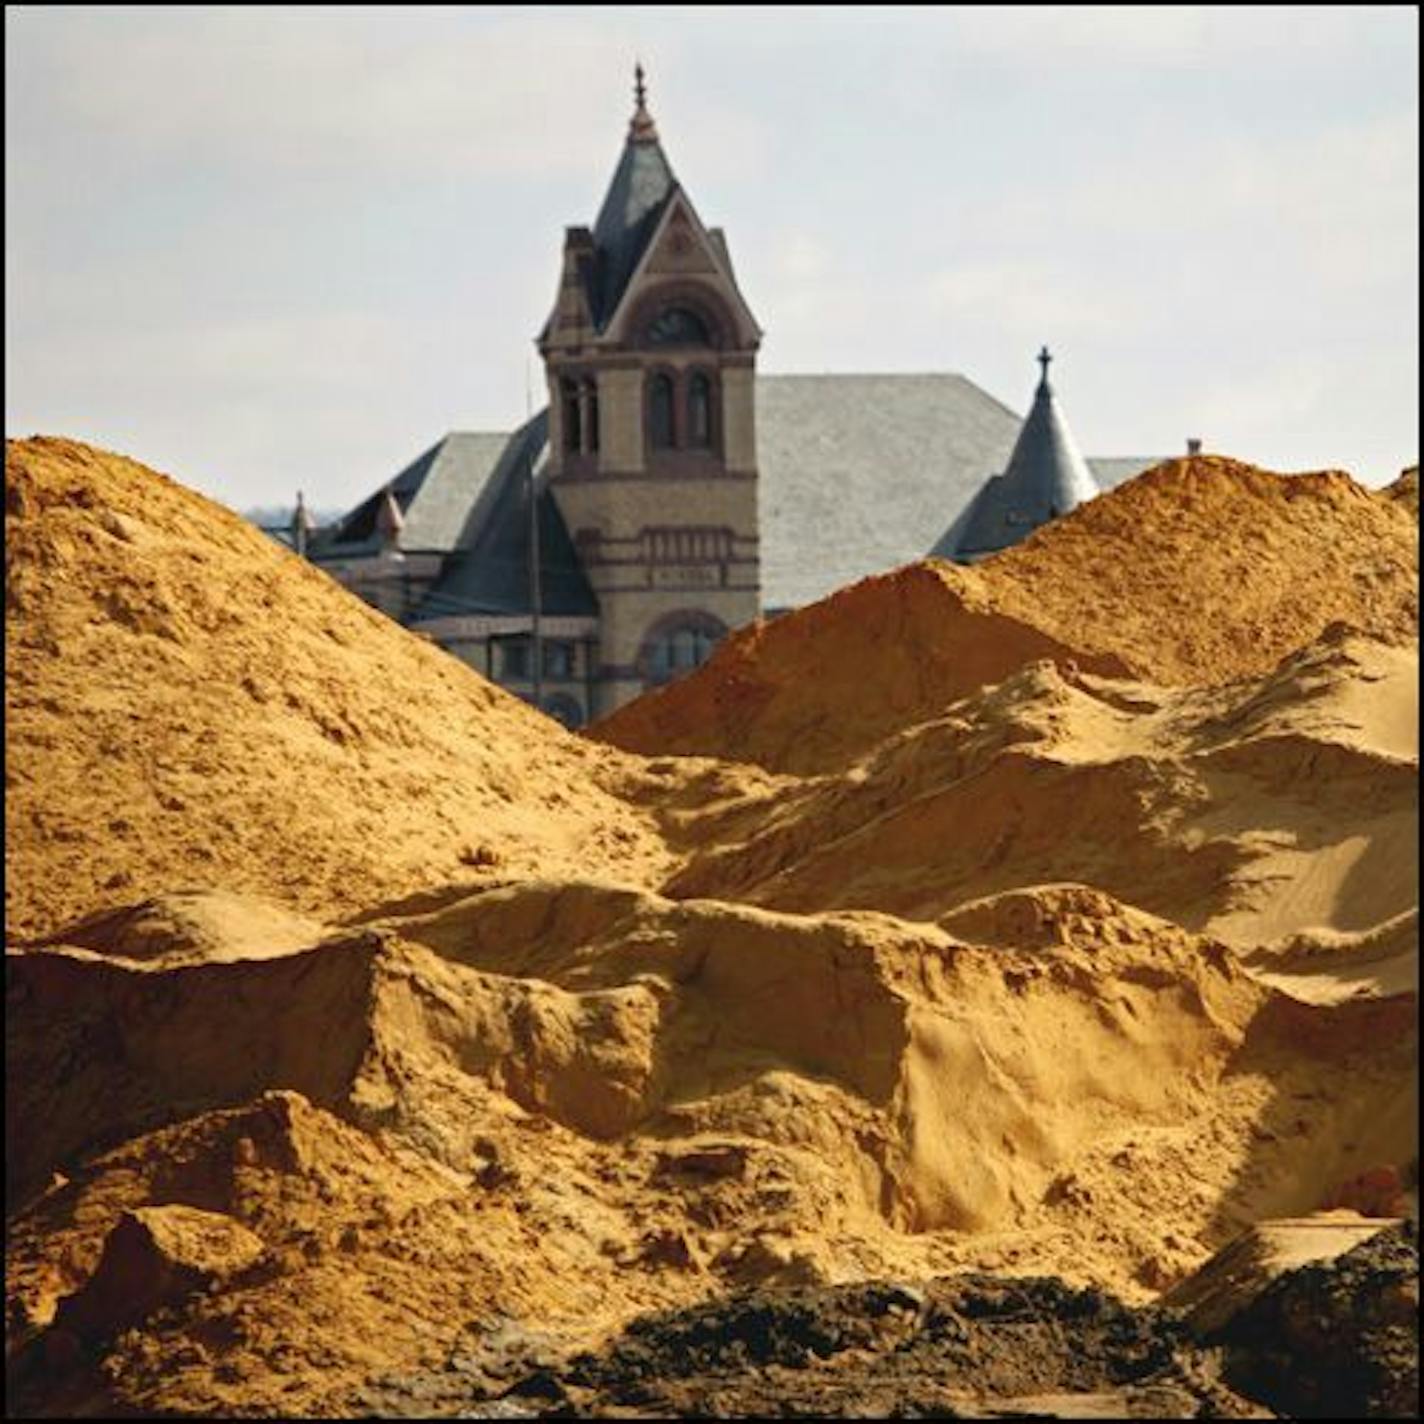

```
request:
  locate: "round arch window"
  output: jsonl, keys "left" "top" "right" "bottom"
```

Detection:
{"left": 645, "top": 307, "right": 712, "bottom": 347}
{"left": 644, "top": 620, "right": 721, "bottom": 687}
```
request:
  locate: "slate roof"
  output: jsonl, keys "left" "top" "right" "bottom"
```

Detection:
{"left": 754, "top": 374, "right": 1023, "bottom": 611}
{"left": 589, "top": 133, "right": 678, "bottom": 330}
{"left": 409, "top": 411, "right": 597, "bottom": 622}
{"left": 932, "top": 357, "right": 1100, "bottom": 563}
{"left": 313, "top": 375, "right": 1161, "bottom": 621}
{"left": 310, "top": 432, "right": 510, "bottom": 557}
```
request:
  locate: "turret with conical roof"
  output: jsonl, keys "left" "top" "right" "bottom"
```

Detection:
{"left": 933, "top": 347, "right": 1100, "bottom": 563}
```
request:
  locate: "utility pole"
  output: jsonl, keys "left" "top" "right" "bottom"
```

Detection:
{"left": 527, "top": 370, "right": 543, "bottom": 708}
{"left": 526, "top": 455, "right": 541, "bottom": 706}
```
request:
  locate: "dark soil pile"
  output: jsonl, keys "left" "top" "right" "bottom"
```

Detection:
{"left": 354, "top": 1276, "right": 1265, "bottom": 1418}
{"left": 1218, "top": 1220, "right": 1419, "bottom": 1419}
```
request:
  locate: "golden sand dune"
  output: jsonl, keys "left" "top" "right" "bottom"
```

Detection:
{"left": 593, "top": 456, "right": 1418, "bottom": 775}
{"left": 4, "top": 440, "right": 1416, "bottom": 1417}
{"left": 9, "top": 875, "right": 1414, "bottom": 1414}
{"left": 660, "top": 632, "right": 1417, "bottom": 948}
{"left": 5, "top": 437, "right": 671, "bottom": 940}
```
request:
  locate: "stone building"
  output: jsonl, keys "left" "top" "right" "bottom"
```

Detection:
{"left": 304, "top": 70, "right": 1157, "bottom": 726}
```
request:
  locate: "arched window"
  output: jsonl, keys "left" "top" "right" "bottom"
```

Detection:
{"left": 687, "top": 371, "right": 713, "bottom": 448}
{"left": 561, "top": 379, "right": 582, "bottom": 453}
{"left": 645, "top": 307, "right": 712, "bottom": 347}
{"left": 584, "top": 379, "right": 599, "bottom": 453}
{"left": 649, "top": 373, "right": 676, "bottom": 449}
{"left": 645, "top": 622, "right": 719, "bottom": 686}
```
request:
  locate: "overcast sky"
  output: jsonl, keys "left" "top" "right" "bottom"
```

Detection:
{"left": 5, "top": 5, "right": 1418, "bottom": 512}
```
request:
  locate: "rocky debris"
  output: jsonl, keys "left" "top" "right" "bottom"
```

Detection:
{"left": 53, "top": 1205, "right": 266, "bottom": 1345}
{"left": 1164, "top": 1213, "right": 1401, "bottom": 1335}
{"left": 1217, "top": 1220, "right": 1419, "bottom": 1418}
{"left": 444, "top": 1276, "right": 1267, "bottom": 1419}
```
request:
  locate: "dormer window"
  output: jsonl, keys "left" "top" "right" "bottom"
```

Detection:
{"left": 645, "top": 307, "right": 711, "bottom": 347}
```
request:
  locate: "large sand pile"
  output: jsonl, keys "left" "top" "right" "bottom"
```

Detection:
{"left": 5, "top": 437, "right": 671, "bottom": 939}
{"left": 662, "top": 631, "right": 1418, "bottom": 947}
{"left": 592, "top": 456, "right": 1418, "bottom": 775}
{"left": 9, "top": 880, "right": 1413, "bottom": 1415}
{"left": 6, "top": 440, "right": 1417, "bottom": 1417}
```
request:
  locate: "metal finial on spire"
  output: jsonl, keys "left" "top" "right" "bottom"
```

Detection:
{"left": 1037, "top": 345, "right": 1052, "bottom": 383}
{"left": 627, "top": 59, "right": 658, "bottom": 143}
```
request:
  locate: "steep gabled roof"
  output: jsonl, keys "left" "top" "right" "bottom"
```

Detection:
{"left": 312, "top": 375, "right": 1161, "bottom": 622}
{"left": 410, "top": 411, "right": 597, "bottom": 622}
{"left": 932, "top": 350, "right": 1100, "bottom": 563}
{"left": 311, "top": 432, "right": 511, "bottom": 555}
{"left": 587, "top": 72, "right": 678, "bottom": 330}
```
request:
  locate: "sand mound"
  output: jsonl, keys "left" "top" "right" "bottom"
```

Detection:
{"left": 4, "top": 437, "right": 670, "bottom": 939}
{"left": 10, "top": 878, "right": 1413, "bottom": 1339}
{"left": 1384, "top": 465, "right": 1419, "bottom": 513}
{"left": 660, "top": 633, "right": 1418, "bottom": 948}
{"left": 593, "top": 456, "right": 1417, "bottom": 774}
{"left": 21, "top": 889, "right": 333, "bottom": 965}
{"left": 5, "top": 439, "right": 1417, "bottom": 1417}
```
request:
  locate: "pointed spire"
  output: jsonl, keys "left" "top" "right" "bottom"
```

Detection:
{"left": 629, "top": 59, "right": 658, "bottom": 144}
{"left": 1008, "top": 345, "right": 1096, "bottom": 517}
{"left": 934, "top": 346, "right": 1099, "bottom": 562}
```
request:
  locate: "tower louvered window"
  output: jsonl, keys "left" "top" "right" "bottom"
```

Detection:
{"left": 650, "top": 373, "right": 675, "bottom": 449}
{"left": 585, "top": 380, "right": 599, "bottom": 453}
{"left": 562, "top": 379, "right": 582, "bottom": 453}
{"left": 688, "top": 372, "right": 713, "bottom": 448}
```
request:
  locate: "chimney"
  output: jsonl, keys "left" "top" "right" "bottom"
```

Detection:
{"left": 290, "top": 490, "right": 316, "bottom": 557}
{"left": 1186, "top": 438, "right": 1202, "bottom": 456}
{"left": 552, "top": 227, "right": 595, "bottom": 337}
{"left": 376, "top": 485, "right": 405, "bottom": 557}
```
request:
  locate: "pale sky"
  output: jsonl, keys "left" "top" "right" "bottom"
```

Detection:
{"left": 5, "top": 5, "right": 1419, "bottom": 512}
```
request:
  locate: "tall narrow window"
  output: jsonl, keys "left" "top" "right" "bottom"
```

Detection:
{"left": 688, "top": 372, "right": 712, "bottom": 448}
{"left": 584, "top": 379, "right": 599, "bottom": 453}
{"left": 562, "top": 379, "right": 582, "bottom": 453}
{"left": 650, "top": 373, "right": 675, "bottom": 449}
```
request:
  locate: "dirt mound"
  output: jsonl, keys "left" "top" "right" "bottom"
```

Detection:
{"left": 661, "top": 634, "right": 1418, "bottom": 948}
{"left": 5, "top": 439, "right": 1417, "bottom": 1418}
{"left": 461, "top": 1275, "right": 1259, "bottom": 1419}
{"left": 8, "top": 866, "right": 1415, "bottom": 1414}
{"left": 593, "top": 456, "right": 1418, "bottom": 774}
{"left": 1384, "top": 466, "right": 1418, "bottom": 513}
{"left": 4, "top": 437, "right": 669, "bottom": 939}
{"left": 1218, "top": 1220, "right": 1418, "bottom": 1418}
{"left": 25, "top": 889, "right": 333, "bottom": 964}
